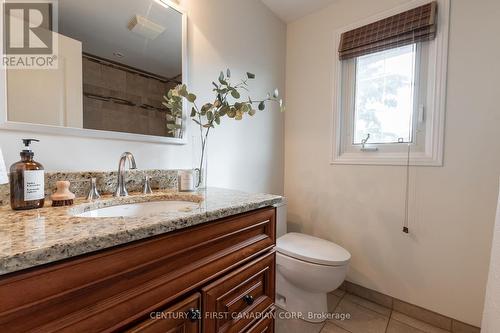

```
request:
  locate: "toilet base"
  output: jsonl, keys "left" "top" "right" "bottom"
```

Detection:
{"left": 276, "top": 272, "right": 330, "bottom": 323}
{"left": 275, "top": 251, "right": 348, "bottom": 323}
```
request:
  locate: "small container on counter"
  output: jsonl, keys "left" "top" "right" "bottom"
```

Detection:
{"left": 178, "top": 170, "right": 195, "bottom": 192}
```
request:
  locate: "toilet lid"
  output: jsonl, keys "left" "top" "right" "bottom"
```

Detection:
{"left": 276, "top": 233, "right": 351, "bottom": 266}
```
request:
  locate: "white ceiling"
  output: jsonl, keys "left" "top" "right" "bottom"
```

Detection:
{"left": 58, "top": 0, "right": 182, "bottom": 78}
{"left": 261, "top": 0, "right": 337, "bottom": 22}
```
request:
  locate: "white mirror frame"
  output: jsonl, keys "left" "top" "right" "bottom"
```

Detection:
{"left": 0, "top": 0, "right": 188, "bottom": 145}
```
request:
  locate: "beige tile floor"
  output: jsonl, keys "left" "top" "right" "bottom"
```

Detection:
{"left": 275, "top": 290, "right": 453, "bottom": 333}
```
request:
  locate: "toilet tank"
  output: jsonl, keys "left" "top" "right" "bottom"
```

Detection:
{"left": 274, "top": 200, "right": 287, "bottom": 238}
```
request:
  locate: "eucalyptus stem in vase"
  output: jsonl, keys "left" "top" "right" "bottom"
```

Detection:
{"left": 164, "top": 69, "right": 284, "bottom": 188}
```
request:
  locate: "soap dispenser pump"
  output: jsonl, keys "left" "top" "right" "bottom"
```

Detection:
{"left": 9, "top": 139, "right": 45, "bottom": 210}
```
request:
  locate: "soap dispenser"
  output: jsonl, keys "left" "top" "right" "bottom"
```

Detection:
{"left": 9, "top": 139, "right": 45, "bottom": 210}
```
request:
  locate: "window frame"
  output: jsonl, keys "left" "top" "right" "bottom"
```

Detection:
{"left": 331, "top": 0, "right": 449, "bottom": 166}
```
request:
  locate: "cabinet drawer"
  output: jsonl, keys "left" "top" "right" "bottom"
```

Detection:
{"left": 245, "top": 309, "right": 275, "bottom": 333}
{"left": 202, "top": 252, "right": 275, "bottom": 333}
{"left": 126, "top": 293, "right": 201, "bottom": 333}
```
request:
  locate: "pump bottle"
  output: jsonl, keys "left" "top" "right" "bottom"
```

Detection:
{"left": 9, "top": 139, "right": 45, "bottom": 210}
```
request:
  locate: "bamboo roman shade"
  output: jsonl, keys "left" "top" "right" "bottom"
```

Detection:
{"left": 338, "top": 2, "right": 437, "bottom": 60}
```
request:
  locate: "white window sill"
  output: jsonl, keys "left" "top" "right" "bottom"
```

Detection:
{"left": 331, "top": 150, "right": 443, "bottom": 166}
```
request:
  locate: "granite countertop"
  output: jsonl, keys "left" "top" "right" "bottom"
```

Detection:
{"left": 0, "top": 188, "right": 282, "bottom": 276}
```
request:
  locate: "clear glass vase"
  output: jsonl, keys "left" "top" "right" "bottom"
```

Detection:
{"left": 193, "top": 136, "right": 208, "bottom": 191}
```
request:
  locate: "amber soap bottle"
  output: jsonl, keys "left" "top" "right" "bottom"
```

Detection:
{"left": 10, "top": 139, "right": 45, "bottom": 210}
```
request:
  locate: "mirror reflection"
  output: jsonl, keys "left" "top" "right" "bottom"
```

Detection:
{"left": 6, "top": 0, "right": 184, "bottom": 138}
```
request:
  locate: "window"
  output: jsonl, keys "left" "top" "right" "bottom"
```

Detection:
{"left": 332, "top": 0, "right": 449, "bottom": 166}
{"left": 353, "top": 44, "right": 416, "bottom": 145}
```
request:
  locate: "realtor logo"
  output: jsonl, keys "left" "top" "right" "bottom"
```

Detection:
{"left": 2, "top": 0, "right": 58, "bottom": 69}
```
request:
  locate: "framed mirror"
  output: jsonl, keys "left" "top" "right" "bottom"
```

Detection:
{"left": 0, "top": 0, "right": 187, "bottom": 144}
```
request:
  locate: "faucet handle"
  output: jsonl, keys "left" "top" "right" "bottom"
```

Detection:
{"left": 87, "top": 178, "right": 101, "bottom": 201}
{"left": 143, "top": 175, "right": 153, "bottom": 195}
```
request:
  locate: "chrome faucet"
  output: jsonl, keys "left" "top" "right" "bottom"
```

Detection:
{"left": 114, "top": 152, "right": 137, "bottom": 197}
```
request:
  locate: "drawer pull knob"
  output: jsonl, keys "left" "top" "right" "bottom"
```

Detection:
{"left": 186, "top": 308, "right": 201, "bottom": 321}
{"left": 243, "top": 295, "right": 254, "bottom": 305}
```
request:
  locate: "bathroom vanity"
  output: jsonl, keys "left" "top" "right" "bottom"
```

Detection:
{"left": 0, "top": 188, "right": 281, "bottom": 332}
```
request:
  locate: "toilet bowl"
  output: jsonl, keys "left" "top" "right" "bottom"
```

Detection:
{"left": 274, "top": 203, "right": 351, "bottom": 323}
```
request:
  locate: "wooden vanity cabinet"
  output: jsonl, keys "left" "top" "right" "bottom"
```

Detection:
{"left": 126, "top": 293, "right": 202, "bottom": 333}
{"left": 0, "top": 207, "right": 277, "bottom": 333}
{"left": 202, "top": 253, "right": 275, "bottom": 333}
{"left": 245, "top": 310, "right": 275, "bottom": 333}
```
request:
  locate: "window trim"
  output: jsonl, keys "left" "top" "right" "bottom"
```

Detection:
{"left": 331, "top": 0, "right": 449, "bottom": 166}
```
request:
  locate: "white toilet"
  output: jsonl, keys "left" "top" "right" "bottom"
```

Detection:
{"left": 275, "top": 202, "right": 351, "bottom": 323}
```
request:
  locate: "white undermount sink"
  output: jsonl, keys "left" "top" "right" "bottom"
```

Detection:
{"left": 76, "top": 201, "right": 200, "bottom": 218}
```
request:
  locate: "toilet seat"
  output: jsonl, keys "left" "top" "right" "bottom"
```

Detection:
{"left": 276, "top": 233, "right": 351, "bottom": 266}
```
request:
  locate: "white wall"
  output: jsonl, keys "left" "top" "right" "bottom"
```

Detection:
{"left": 179, "top": 0, "right": 286, "bottom": 194}
{"left": 285, "top": 0, "right": 500, "bottom": 326}
{"left": 0, "top": 0, "right": 286, "bottom": 195}
{"left": 482, "top": 182, "right": 500, "bottom": 332}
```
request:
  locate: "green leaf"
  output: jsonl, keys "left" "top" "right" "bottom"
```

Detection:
{"left": 227, "top": 108, "right": 236, "bottom": 118}
{"left": 241, "top": 103, "right": 250, "bottom": 113}
{"left": 231, "top": 90, "right": 240, "bottom": 99}
{"left": 190, "top": 107, "right": 197, "bottom": 117}
{"left": 226, "top": 68, "right": 231, "bottom": 78}
{"left": 187, "top": 93, "right": 197, "bottom": 103}
{"left": 218, "top": 71, "right": 228, "bottom": 85}
{"left": 273, "top": 88, "right": 279, "bottom": 98}
{"left": 166, "top": 123, "right": 176, "bottom": 129}
{"left": 215, "top": 114, "right": 221, "bottom": 125}
{"left": 258, "top": 101, "right": 265, "bottom": 111}
{"left": 179, "top": 85, "right": 188, "bottom": 97}
{"left": 207, "top": 110, "right": 214, "bottom": 121}
{"left": 200, "top": 103, "right": 212, "bottom": 116}
{"left": 247, "top": 72, "right": 255, "bottom": 79}
{"left": 219, "top": 105, "right": 229, "bottom": 116}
